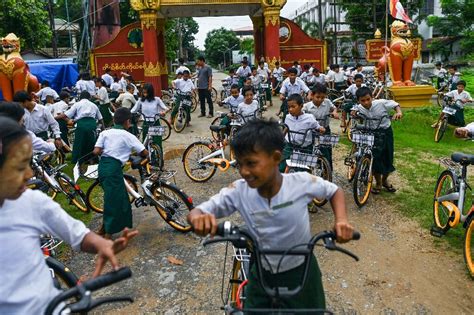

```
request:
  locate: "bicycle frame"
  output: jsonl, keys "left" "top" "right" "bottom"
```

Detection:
{"left": 197, "top": 145, "right": 237, "bottom": 172}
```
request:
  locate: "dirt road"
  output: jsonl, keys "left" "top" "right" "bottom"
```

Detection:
{"left": 68, "top": 70, "right": 473, "bottom": 314}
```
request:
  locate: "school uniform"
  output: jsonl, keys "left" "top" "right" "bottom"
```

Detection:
{"left": 110, "top": 82, "right": 122, "bottom": 92}
{"left": 328, "top": 71, "right": 346, "bottom": 91}
{"left": 75, "top": 79, "right": 88, "bottom": 94}
{"left": 237, "top": 100, "right": 259, "bottom": 122}
{"left": 85, "top": 80, "right": 96, "bottom": 96}
{"left": 116, "top": 91, "right": 137, "bottom": 109}
{"left": 279, "top": 78, "right": 310, "bottom": 122}
{"left": 445, "top": 90, "right": 472, "bottom": 126}
{"left": 28, "top": 130, "right": 56, "bottom": 153}
{"left": 303, "top": 99, "right": 336, "bottom": 168}
{"left": 95, "top": 86, "right": 113, "bottom": 127}
{"left": 272, "top": 67, "right": 286, "bottom": 93}
{"left": 101, "top": 73, "right": 114, "bottom": 87}
{"left": 353, "top": 100, "right": 400, "bottom": 175}
{"left": 236, "top": 66, "right": 252, "bottom": 88}
{"left": 95, "top": 126, "right": 145, "bottom": 234}
{"left": 35, "top": 87, "right": 59, "bottom": 103}
{"left": 23, "top": 103, "right": 61, "bottom": 141}
{"left": 449, "top": 73, "right": 461, "bottom": 91}
{"left": 131, "top": 97, "right": 168, "bottom": 151}
{"left": 308, "top": 74, "right": 326, "bottom": 87}
{"left": 65, "top": 99, "right": 103, "bottom": 164}
{"left": 343, "top": 83, "right": 366, "bottom": 113}
{"left": 198, "top": 172, "right": 338, "bottom": 309}
{"left": 219, "top": 95, "right": 245, "bottom": 134}
{"left": 172, "top": 78, "right": 195, "bottom": 124}
{"left": 51, "top": 100, "right": 70, "bottom": 145}
{"left": 175, "top": 65, "right": 190, "bottom": 75}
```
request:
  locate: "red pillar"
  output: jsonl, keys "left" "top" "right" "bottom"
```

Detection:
{"left": 156, "top": 18, "right": 169, "bottom": 90}
{"left": 140, "top": 10, "right": 162, "bottom": 96}
{"left": 252, "top": 16, "right": 264, "bottom": 64}
{"left": 263, "top": 8, "right": 281, "bottom": 69}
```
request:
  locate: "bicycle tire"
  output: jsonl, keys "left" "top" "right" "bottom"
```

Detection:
{"left": 353, "top": 155, "right": 373, "bottom": 207}
{"left": 311, "top": 157, "right": 332, "bottom": 208}
{"left": 347, "top": 144, "right": 357, "bottom": 182}
{"left": 149, "top": 143, "right": 164, "bottom": 170}
{"left": 85, "top": 174, "right": 139, "bottom": 213}
{"left": 229, "top": 255, "right": 249, "bottom": 309}
{"left": 464, "top": 216, "right": 474, "bottom": 278}
{"left": 45, "top": 256, "right": 79, "bottom": 289}
{"left": 437, "top": 92, "right": 444, "bottom": 107}
{"left": 211, "top": 87, "right": 218, "bottom": 102}
{"left": 173, "top": 108, "right": 187, "bottom": 133}
{"left": 434, "top": 119, "right": 448, "bottom": 142}
{"left": 433, "top": 170, "right": 456, "bottom": 232}
{"left": 220, "top": 90, "right": 226, "bottom": 103}
{"left": 158, "top": 117, "right": 172, "bottom": 141}
{"left": 191, "top": 94, "right": 198, "bottom": 113}
{"left": 182, "top": 141, "right": 217, "bottom": 182}
{"left": 50, "top": 150, "right": 65, "bottom": 168}
{"left": 151, "top": 180, "right": 193, "bottom": 232}
{"left": 56, "top": 173, "right": 88, "bottom": 213}
{"left": 161, "top": 91, "right": 172, "bottom": 106}
{"left": 210, "top": 116, "right": 223, "bottom": 141}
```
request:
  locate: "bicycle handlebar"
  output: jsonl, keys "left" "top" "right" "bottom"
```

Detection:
{"left": 45, "top": 267, "right": 133, "bottom": 315}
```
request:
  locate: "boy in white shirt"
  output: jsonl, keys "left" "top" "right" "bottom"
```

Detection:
{"left": 101, "top": 68, "right": 114, "bottom": 88}
{"left": 94, "top": 107, "right": 148, "bottom": 237}
{"left": 327, "top": 64, "right": 346, "bottom": 91}
{"left": 278, "top": 68, "right": 310, "bottom": 121}
{"left": 272, "top": 61, "right": 286, "bottom": 94}
{"left": 188, "top": 118, "right": 355, "bottom": 311}
{"left": 35, "top": 80, "right": 59, "bottom": 104}
{"left": 236, "top": 60, "right": 252, "bottom": 88}
{"left": 432, "top": 80, "right": 472, "bottom": 128}
{"left": 171, "top": 70, "right": 195, "bottom": 126}
{"left": 218, "top": 84, "right": 244, "bottom": 111}
{"left": 115, "top": 84, "right": 137, "bottom": 110}
{"left": 52, "top": 91, "right": 72, "bottom": 146}
{"left": 237, "top": 86, "right": 260, "bottom": 122}
{"left": 342, "top": 74, "right": 366, "bottom": 128}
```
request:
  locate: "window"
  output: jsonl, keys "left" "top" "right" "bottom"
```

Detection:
{"left": 421, "top": 0, "right": 434, "bottom": 15}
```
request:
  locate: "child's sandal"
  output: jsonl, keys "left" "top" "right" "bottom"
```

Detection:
{"left": 371, "top": 187, "right": 381, "bottom": 194}
{"left": 383, "top": 184, "right": 397, "bottom": 193}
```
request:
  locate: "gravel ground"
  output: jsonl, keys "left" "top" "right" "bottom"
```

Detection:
{"left": 65, "top": 71, "right": 473, "bottom": 314}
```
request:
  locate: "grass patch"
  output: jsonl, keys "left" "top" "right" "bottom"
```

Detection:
{"left": 462, "top": 68, "right": 474, "bottom": 95}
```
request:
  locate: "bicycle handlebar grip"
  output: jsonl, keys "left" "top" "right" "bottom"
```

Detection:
{"left": 352, "top": 231, "right": 361, "bottom": 240}
{"left": 215, "top": 221, "right": 232, "bottom": 237}
{"left": 83, "top": 267, "right": 132, "bottom": 292}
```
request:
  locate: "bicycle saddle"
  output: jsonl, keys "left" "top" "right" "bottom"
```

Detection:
{"left": 210, "top": 125, "right": 227, "bottom": 132}
{"left": 451, "top": 152, "right": 474, "bottom": 165}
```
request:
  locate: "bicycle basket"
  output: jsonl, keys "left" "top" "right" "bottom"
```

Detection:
{"left": 182, "top": 98, "right": 192, "bottom": 106}
{"left": 442, "top": 106, "right": 456, "bottom": 115}
{"left": 351, "top": 132, "right": 375, "bottom": 146}
{"left": 143, "top": 116, "right": 156, "bottom": 124}
{"left": 316, "top": 134, "right": 339, "bottom": 147}
{"left": 148, "top": 126, "right": 166, "bottom": 136}
{"left": 289, "top": 150, "right": 318, "bottom": 168}
{"left": 260, "top": 83, "right": 269, "bottom": 89}
{"left": 233, "top": 247, "right": 251, "bottom": 263}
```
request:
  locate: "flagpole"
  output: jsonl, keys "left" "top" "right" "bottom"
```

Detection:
{"left": 385, "top": 0, "right": 389, "bottom": 84}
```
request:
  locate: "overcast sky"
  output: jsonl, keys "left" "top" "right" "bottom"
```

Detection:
{"left": 194, "top": 0, "right": 308, "bottom": 48}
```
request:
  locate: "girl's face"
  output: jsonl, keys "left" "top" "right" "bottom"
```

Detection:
{"left": 244, "top": 91, "right": 254, "bottom": 103}
{"left": 457, "top": 84, "right": 465, "bottom": 93}
{"left": 231, "top": 89, "right": 240, "bottom": 98}
{"left": 0, "top": 137, "right": 33, "bottom": 204}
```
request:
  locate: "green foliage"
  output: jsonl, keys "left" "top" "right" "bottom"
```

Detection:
{"left": 461, "top": 68, "right": 474, "bottom": 95}
{"left": 294, "top": 16, "right": 333, "bottom": 39}
{"left": 165, "top": 18, "right": 199, "bottom": 62}
{"left": 204, "top": 28, "right": 240, "bottom": 66}
{"left": 427, "top": 0, "right": 474, "bottom": 57}
{"left": 0, "top": 0, "right": 52, "bottom": 51}
{"left": 119, "top": 0, "right": 139, "bottom": 26}
{"left": 239, "top": 38, "right": 254, "bottom": 56}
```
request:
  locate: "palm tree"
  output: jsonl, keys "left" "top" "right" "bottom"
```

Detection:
{"left": 294, "top": 16, "right": 334, "bottom": 39}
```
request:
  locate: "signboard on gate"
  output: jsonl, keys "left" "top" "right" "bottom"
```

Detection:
{"left": 365, "top": 38, "right": 422, "bottom": 62}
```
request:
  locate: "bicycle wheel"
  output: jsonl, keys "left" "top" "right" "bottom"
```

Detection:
{"left": 210, "top": 116, "right": 223, "bottom": 141}
{"left": 229, "top": 254, "right": 250, "bottom": 309}
{"left": 149, "top": 143, "right": 164, "bottom": 170}
{"left": 56, "top": 173, "right": 88, "bottom": 213}
{"left": 158, "top": 117, "right": 172, "bottom": 141}
{"left": 191, "top": 94, "right": 198, "bottom": 113}
{"left": 464, "top": 217, "right": 474, "bottom": 278}
{"left": 311, "top": 157, "right": 332, "bottom": 208}
{"left": 86, "top": 174, "right": 138, "bottom": 213}
{"left": 45, "top": 256, "right": 79, "bottom": 289}
{"left": 437, "top": 92, "right": 444, "bottom": 107}
{"left": 220, "top": 90, "right": 226, "bottom": 102}
{"left": 182, "top": 141, "right": 217, "bottom": 182}
{"left": 434, "top": 119, "right": 448, "bottom": 142}
{"left": 50, "top": 150, "right": 65, "bottom": 168}
{"left": 173, "top": 108, "right": 187, "bottom": 133}
{"left": 161, "top": 91, "right": 172, "bottom": 105}
{"left": 353, "top": 155, "right": 373, "bottom": 207}
{"left": 211, "top": 87, "right": 218, "bottom": 102}
{"left": 433, "top": 170, "right": 456, "bottom": 232}
{"left": 151, "top": 180, "right": 193, "bottom": 232}
{"left": 346, "top": 144, "right": 357, "bottom": 182}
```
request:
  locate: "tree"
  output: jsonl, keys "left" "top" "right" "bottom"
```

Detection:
{"left": 0, "top": 0, "right": 51, "bottom": 51}
{"left": 294, "top": 16, "right": 333, "bottom": 39}
{"left": 239, "top": 38, "right": 254, "bottom": 56}
{"left": 427, "top": 0, "right": 474, "bottom": 59}
{"left": 204, "top": 28, "right": 240, "bottom": 66}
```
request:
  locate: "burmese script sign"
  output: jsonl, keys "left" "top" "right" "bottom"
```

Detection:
{"left": 365, "top": 38, "right": 421, "bottom": 62}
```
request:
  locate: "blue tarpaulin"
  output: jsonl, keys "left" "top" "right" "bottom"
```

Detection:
{"left": 26, "top": 58, "right": 79, "bottom": 93}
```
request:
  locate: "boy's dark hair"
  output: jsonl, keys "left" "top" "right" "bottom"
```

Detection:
{"left": 42, "top": 80, "right": 50, "bottom": 87}
{"left": 333, "top": 64, "right": 340, "bottom": 69}
{"left": 182, "top": 70, "right": 190, "bottom": 75}
{"left": 303, "top": 64, "right": 310, "bottom": 70}
{"left": 126, "top": 84, "right": 134, "bottom": 91}
{"left": 197, "top": 56, "right": 205, "bottom": 62}
{"left": 231, "top": 119, "right": 284, "bottom": 158}
{"left": 311, "top": 83, "right": 327, "bottom": 94}
{"left": 114, "top": 107, "right": 132, "bottom": 125}
{"left": 0, "top": 116, "right": 29, "bottom": 168}
{"left": 449, "top": 65, "right": 457, "bottom": 70}
{"left": 287, "top": 93, "right": 304, "bottom": 105}
{"left": 353, "top": 73, "right": 364, "bottom": 81}
{"left": 230, "top": 84, "right": 240, "bottom": 91}
{"left": 288, "top": 67, "right": 298, "bottom": 75}
{"left": 13, "top": 90, "right": 32, "bottom": 103}
{"left": 293, "top": 61, "right": 299, "bottom": 65}
{"left": 242, "top": 86, "right": 254, "bottom": 95}
{"left": 435, "top": 61, "right": 442, "bottom": 66}
{"left": 45, "top": 95, "right": 55, "bottom": 102}
{"left": 242, "top": 60, "right": 249, "bottom": 65}
{"left": 229, "top": 68, "right": 235, "bottom": 73}
{"left": 178, "top": 57, "right": 184, "bottom": 64}
{"left": 80, "top": 91, "right": 91, "bottom": 100}
{"left": 355, "top": 63, "right": 362, "bottom": 68}
{"left": 105, "top": 68, "right": 111, "bottom": 73}
{"left": 356, "top": 87, "right": 372, "bottom": 99}
{"left": 258, "top": 61, "right": 264, "bottom": 66}
{"left": 275, "top": 61, "right": 280, "bottom": 66}
{"left": 457, "top": 80, "right": 466, "bottom": 87}
{"left": 329, "top": 64, "right": 334, "bottom": 70}
{"left": 312, "top": 67, "right": 320, "bottom": 73}
{"left": 251, "top": 66, "right": 257, "bottom": 71}
{"left": 0, "top": 101, "right": 25, "bottom": 122}
{"left": 59, "top": 91, "right": 70, "bottom": 100}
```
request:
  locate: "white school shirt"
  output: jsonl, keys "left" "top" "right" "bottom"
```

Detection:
{"left": 326, "top": 70, "right": 335, "bottom": 82}
{"left": 445, "top": 90, "right": 472, "bottom": 107}
{"left": 464, "top": 122, "right": 474, "bottom": 134}
{"left": 175, "top": 78, "right": 195, "bottom": 94}
{"left": 257, "top": 67, "right": 269, "bottom": 81}
{"left": 75, "top": 79, "right": 87, "bottom": 94}
{"left": 272, "top": 67, "right": 286, "bottom": 81}
{"left": 0, "top": 189, "right": 89, "bottom": 315}
{"left": 175, "top": 65, "right": 190, "bottom": 75}
{"left": 328, "top": 71, "right": 345, "bottom": 83}
{"left": 95, "top": 128, "right": 146, "bottom": 165}
{"left": 354, "top": 99, "right": 399, "bottom": 129}
{"left": 250, "top": 75, "right": 262, "bottom": 88}
{"left": 284, "top": 113, "right": 321, "bottom": 146}
{"left": 50, "top": 100, "right": 69, "bottom": 117}
{"left": 101, "top": 73, "right": 114, "bottom": 87}
{"left": 23, "top": 104, "right": 61, "bottom": 138}
{"left": 236, "top": 66, "right": 251, "bottom": 78}
{"left": 223, "top": 95, "right": 244, "bottom": 111}
{"left": 65, "top": 99, "right": 103, "bottom": 121}
{"left": 28, "top": 130, "right": 56, "bottom": 153}
{"left": 35, "top": 87, "right": 59, "bottom": 102}
{"left": 131, "top": 97, "right": 169, "bottom": 119}
{"left": 309, "top": 74, "right": 326, "bottom": 85}
{"left": 303, "top": 99, "right": 336, "bottom": 128}
{"left": 280, "top": 77, "right": 310, "bottom": 96}
{"left": 299, "top": 71, "right": 310, "bottom": 82}
{"left": 85, "top": 80, "right": 96, "bottom": 95}
{"left": 96, "top": 86, "right": 110, "bottom": 104}
{"left": 434, "top": 68, "right": 447, "bottom": 80}
{"left": 120, "top": 77, "right": 128, "bottom": 91}
{"left": 198, "top": 172, "right": 338, "bottom": 273}
{"left": 116, "top": 91, "right": 137, "bottom": 109}
{"left": 237, "top": 101, "right": 259, "bottom": 120}
{"left": 345, "top": 83, "right": 367, "bottom": 97}
{"left": 110, "top": 82, "right": 122, "bottom": 92}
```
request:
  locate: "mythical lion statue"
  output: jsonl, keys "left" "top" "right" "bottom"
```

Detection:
{"left": 0, "top": 33, "right": 39, "bottom": 101}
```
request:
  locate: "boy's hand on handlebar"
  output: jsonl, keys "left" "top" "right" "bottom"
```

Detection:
{"left": 187, "top": 209, "right": 217, "bottom": 237}
{"left": 333, "top": 221, "right": 354, "bottom": 243}
{"left": 318, "top": 126, "right": 326, "bottom": 133}
{"left": 279, "top": 94, "right": 285, "bottom": 101}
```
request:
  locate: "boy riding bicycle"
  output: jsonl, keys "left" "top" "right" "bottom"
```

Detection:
{"left": 188, "top": 119, "right": 355, "bottom": 311}
{"left": 432, "top": 80, "right": 472, "bottom": 128}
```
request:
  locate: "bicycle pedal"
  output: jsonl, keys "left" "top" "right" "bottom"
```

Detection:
{"left": 134, "top": 198, "right": 147, "bottom": 207}
{"left": 430, "top": 226, "right": 445, "bottom": 238}
{"left": 344, "top": 158, "right": 353, "bottom": 166}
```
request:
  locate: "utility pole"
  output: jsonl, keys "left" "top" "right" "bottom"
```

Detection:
{"left": 318, "top": 0, "right": 323, "bottom": 39}
{"left": 333, "top": 1, "right": 338, "bottom": 64}
{"left": 47, "top": 0, "right": 58, "bottom": 58}
{"left": 178, "top": 18, "right": 183, "bottom": 59}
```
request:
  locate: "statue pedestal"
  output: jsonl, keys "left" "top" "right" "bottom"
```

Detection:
{"left": 389, "top": 85, "right": 437, "bottom": 108}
